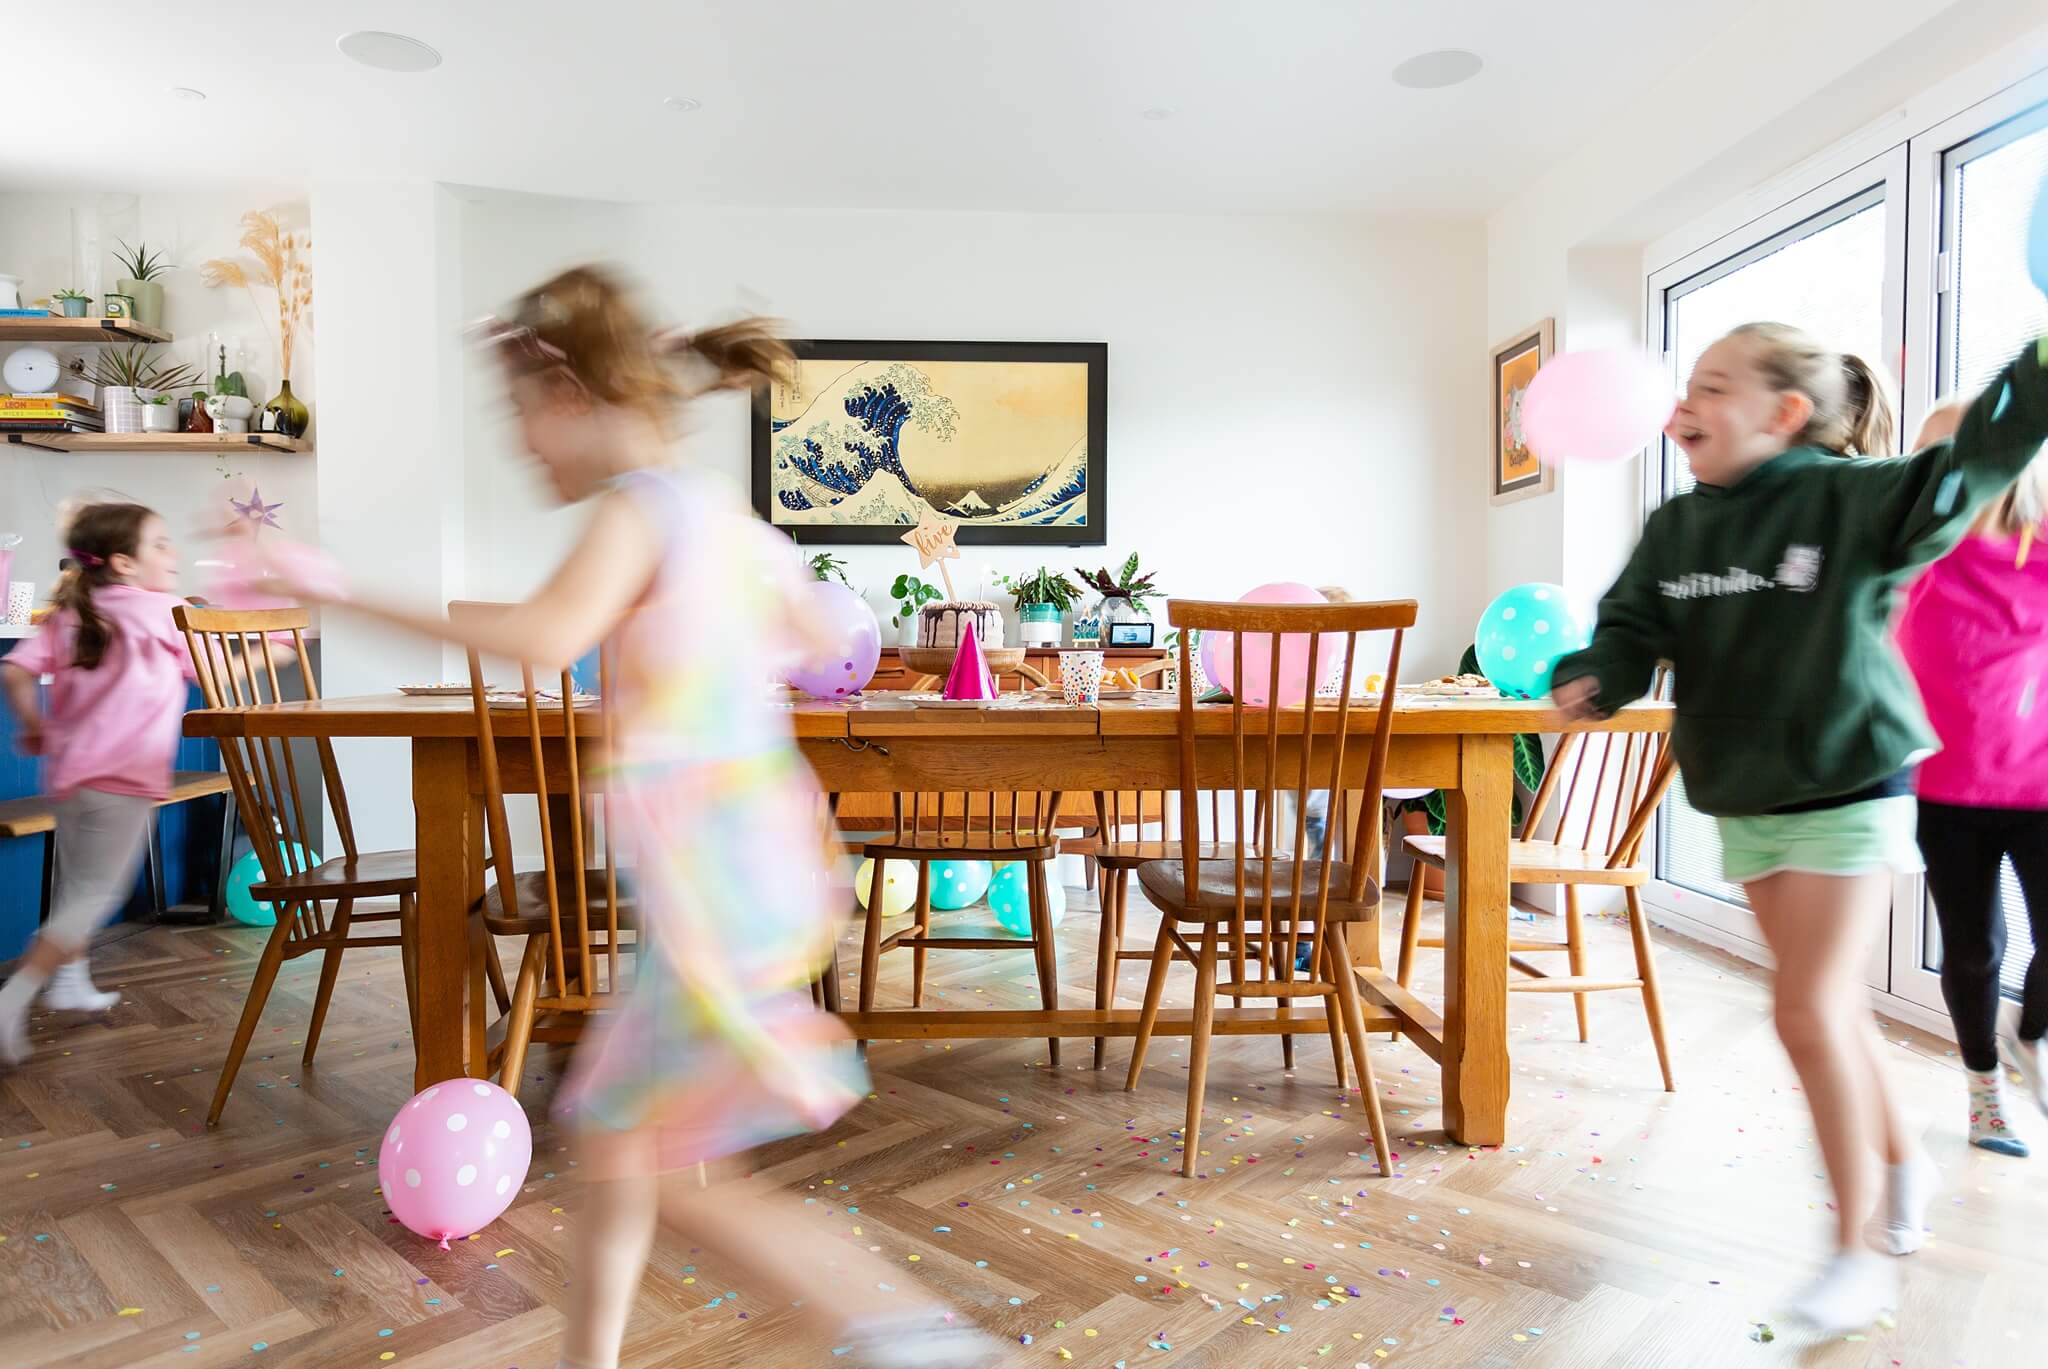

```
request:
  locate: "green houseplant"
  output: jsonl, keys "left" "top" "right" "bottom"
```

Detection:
{"left": 888, "top": 573, "right": 943, "bottom": 642}
{"left": 71, "top": 345, "right": 202, "bottom": 434}
{"left": 808, "top": 552, "right": 853, "bottom": 588}
{"left": 1392, "top": 645, "right": 1546, "bottom": 891}
{"left": 113, "top": 239, "right": 173, "bottom": 328}
{"left": 53, "top": 287, "right": 90, "bottom": 318}
{"left": 998, "top": 567, "right": 1081, "bottom": 646}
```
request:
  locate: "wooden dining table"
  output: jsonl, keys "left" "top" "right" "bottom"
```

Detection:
{"left": 185, "top": 690, "right": 1670, "bottom": 1147}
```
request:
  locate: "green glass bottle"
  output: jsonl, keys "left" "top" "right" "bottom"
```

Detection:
{"left": 264, "top": 379, "right": 309, "bottom": 439}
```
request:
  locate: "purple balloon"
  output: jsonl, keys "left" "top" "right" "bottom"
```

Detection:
{"left": 786, "top": 581, "right": 882, "bottom": 698}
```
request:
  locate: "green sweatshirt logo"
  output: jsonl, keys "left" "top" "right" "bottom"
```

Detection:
{"left": 1658, "top": 545, "right": 1822, "bottom": 600}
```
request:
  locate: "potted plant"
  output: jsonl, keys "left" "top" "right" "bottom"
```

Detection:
{"left": 71, "top": 345, "right": 201, "bottom": 433}
{"left": 140, "top": 393, "right": 179, "bottom": 433}
{"left": 809, "top": 551, "right": 853, "bottom": 588}
{"left": 113, "top": 239, "right": 173, "bottom": 329}
{"left": 52, "top": 288, "right": 90, "bottom": 318}
{"left": 888, "top": 573, "right": 943, "bottom": 644}
{"left": 998, "top": 567, "right": 1082, "bottom": 647}
{"left": 1075, "top": 553, "right": 1162, "bottom": 645}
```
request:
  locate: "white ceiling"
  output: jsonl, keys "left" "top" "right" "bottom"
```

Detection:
{"left": 9, "top": 1, "right": 1733, "bottom": 215}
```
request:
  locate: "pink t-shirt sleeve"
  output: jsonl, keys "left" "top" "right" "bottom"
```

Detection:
{"left": 5, "top": 619, "right": 62, "bottom": 676}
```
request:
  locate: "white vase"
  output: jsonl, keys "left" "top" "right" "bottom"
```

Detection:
{"left": 0, "top": 274, "right": 21, "bottom": 309}
{"left": 141, "top": 401, "right": 178, "bottom": 433}
{"left": 101, "top": 385, "right": 144, "bottom": 433}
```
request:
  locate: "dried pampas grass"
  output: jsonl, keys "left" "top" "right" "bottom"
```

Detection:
{"left": 202, "top": 210, "right": 313, "bottom": 384}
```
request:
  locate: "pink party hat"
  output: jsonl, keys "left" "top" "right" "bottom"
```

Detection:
{"left": 943, "top": 618, "right": 1000, "bottom": 701}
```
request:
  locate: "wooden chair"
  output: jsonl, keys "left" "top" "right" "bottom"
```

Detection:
{"left": 1124, "top": 597, "right": 1414, "bottom": 1177}
{"left": 1395, "top": 678, "right": 1678, "bottom": 1091}
{"left": 856, "top": 788, "right": 1069, "bottom": 1065}
{"left": 175, "top": 606, "right": 500, "bottom": 1126}
{"left": 465, "top": 637, "right": 635, "bottom": 1097}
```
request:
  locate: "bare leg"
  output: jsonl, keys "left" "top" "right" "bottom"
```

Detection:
{"left": 560, "top": 1172, "right": 661, "bottom": 1369}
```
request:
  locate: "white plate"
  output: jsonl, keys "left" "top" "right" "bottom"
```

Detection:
{"left": 398, "top": 683, "right": 470, "bottom": 696}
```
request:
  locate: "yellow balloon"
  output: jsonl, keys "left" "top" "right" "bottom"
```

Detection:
{"left": 854, "top": 858, "right": 917, "bottom": 916}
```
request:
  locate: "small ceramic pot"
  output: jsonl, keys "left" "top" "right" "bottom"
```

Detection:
{"left": 141, "top": 401, "right": 179, "bottom": 433}
{"left": 101, "top": 385, "right": 144, "bottom": 433}
{"left": 205, "top": 393, "right": 254, "bottom": 433}
{"left": 116, "top": 278, "right": 164, "bottom": 328}
{"left": 59, "top": 297, "right": 89, "bottom": 318}
{"left": 1018, "top": 602, "right": 1062, "bottom": 648}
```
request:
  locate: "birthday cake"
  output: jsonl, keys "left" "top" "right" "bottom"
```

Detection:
{"left": 918, "top": 600, "right": 1005, "bottom": 650}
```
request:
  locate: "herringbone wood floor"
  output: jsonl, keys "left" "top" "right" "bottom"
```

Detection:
{"left": 4, "top": 887, "right": 2044, "bottom": 1368}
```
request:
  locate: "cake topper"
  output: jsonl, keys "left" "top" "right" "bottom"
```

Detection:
{"left": 900, "top": 508, "right": 960, "bottom": 600}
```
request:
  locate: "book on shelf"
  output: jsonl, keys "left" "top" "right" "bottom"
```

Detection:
{"left": 0, "top": 410, "right": 107, "bottom": 425}
{"left": 2, "top": 392, "right": 99, "bottom": 409}
{"left": 0, "top": 401, "right": 101, "bottom": 417}
{"left": 1, "top": 418, "right": 106, "bottom": 433}
{"left": 0, "top": 307, "right": 59, "bottom": 318}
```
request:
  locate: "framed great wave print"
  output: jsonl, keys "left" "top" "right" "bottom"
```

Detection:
{"left": 752, "top": 340, "right": 1107, "bottom": 546}
{"left": 1490, "top": 319, "right": 1555, "bottom": 505}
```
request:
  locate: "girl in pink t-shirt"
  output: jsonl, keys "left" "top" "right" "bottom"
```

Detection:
{"left": 1896, "top": 401, "right": 2048, "bottom": 1157}
{"left": 0, "top": 503, "right": 195, "bottom": 1065}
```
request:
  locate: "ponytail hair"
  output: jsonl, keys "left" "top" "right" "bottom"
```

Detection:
{"left": 488, "top": 265, "right": 792, "bottom": 426}
{"left": 1729, "top": 321, "right": 1897, "bottom": 458}
{"left": 53, "top": 501, "right": 154, "bottom": 671}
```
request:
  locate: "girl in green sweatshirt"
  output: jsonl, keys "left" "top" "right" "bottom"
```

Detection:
{"left": 1551, "top": 322, "right": 2048, "bottom": 1336}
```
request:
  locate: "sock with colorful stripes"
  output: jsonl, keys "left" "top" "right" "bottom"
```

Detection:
{"left": 1968, "top": 1069, "right": 2029, "bottom": 1158}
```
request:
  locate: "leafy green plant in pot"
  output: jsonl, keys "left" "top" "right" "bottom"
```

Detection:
{"left": 53, "top": 287, "right": 90, "bottom": 318}
{"left": 1392, "top": 644, "right": 1546, "bottom": 895}
{"left": 888, "top": 573, "right": 943, "bottom": 643}
{"left": 998, "top": 567, "right": 1081, "bottom": 647}
{"left": 71, "top": 345, "right": 202, "bottom": 434}
{"left": 1075, "top": 554, "right": 1162, "bottom": 642}
{"left": 113, "top": 239, "right": 173, "bottom": 329}
{"left": 808, "top": 552, "right": 853, "bottom": 588}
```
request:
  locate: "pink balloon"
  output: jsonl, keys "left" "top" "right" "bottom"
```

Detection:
{"left": 1207, "top": 582, "right": 1343, "bottom": 708}
{"left": 785, "top": 581, "right": 883, "bottom": 698}
{"left": 377, "top": 1079, "right": 533, "bottom": 1249}
{"left": 1519, "top": 349, "right": 1675, "bottom": 466}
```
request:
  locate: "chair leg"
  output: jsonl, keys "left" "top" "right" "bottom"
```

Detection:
{"left": 1563, "top": 885, "right": 1591, "bottom": 1044}
{"left": 207, "top": 916, "right": 296, "bottom": 1126}
{"left": 1092, "top": 865, "right": 1121, "bottom": 1070}
{"left": 210, "top": 793, "right": 237, "bottom": 923}
{"left": 819, "top": 926, "right": 844, "bottom": 1014}
{"left": 1124, "top": 925, "right": 1177, "bottom": 1091}
{"left": 1625, "top": 888, "right": 1676, "bottom": 1091}
{"left": 1026, "top": 858, "right": 1061, "bottom": 1070}
{"left": 497, "top": 935, "right": 547, "bottom": 1098}
{"left": 1396, "top": 870, "right": 1428, "bottom": 988}
{"left": 1315, "top": 929, "right": 1347, "bottom": 1092}
{"left": 302, "top": 898, "right": 352, "bottom": 1067}
{"left": 482, "top": 929, "right": 512, "bottom": 1016}
{"left": 1181, "top": 924, "right": 1219, "bottom": 1179}
{"left": 38, "top": 830, "right": 56, "bottom": 926}
{"left": 398, "top": 896, "right": 421, "bottom": 1037}
{"left": 910, "top": 860, "right": 933, "bottom": 1008}
{"left": 1329, "top": 922, "right": 1393, "bottom": 1176}
{"left": 145, "top": 816, "right": 167, "bottom": 919}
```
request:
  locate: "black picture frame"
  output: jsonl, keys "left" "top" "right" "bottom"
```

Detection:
{"left": 1108, "top": 621, "right": 1155, "bottom": 647}
{"left": 751, "top": 339, "right": 1107, "bottom": 547}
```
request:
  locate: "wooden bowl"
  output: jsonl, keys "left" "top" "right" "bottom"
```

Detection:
{"left": 900, "top": 645, "right": 1028, "bottom": 678}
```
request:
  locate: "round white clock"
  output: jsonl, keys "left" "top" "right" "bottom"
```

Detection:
{"left": 3, "top": 345, "right": 62, "bottom": 394}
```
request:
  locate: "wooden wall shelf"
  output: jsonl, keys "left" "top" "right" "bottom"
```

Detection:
{"left": 0, "top": 316, "right": 172, "bottom": 345}
{"left": 4, "top": 432, "right": 310, "bottom": 454}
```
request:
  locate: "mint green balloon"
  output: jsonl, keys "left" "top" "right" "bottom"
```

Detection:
{"left": 224, "top": 845, "right": 321, "bottom": 927}
{"left": 928, "top": 859, "right": 992, "bottom": 911}
{"left": 988, "top": 861, "right": 1065, "bottom": 937}
{"left": 1474, "top": 583, "right": 1589, "bottom": 700}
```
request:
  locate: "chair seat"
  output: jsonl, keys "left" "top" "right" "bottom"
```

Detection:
{"left": 481, "top": 869, "right": 637, "bottom": 936}
{"left": 864, "top": 831, "right": 1060, "bottom": 861}
{"left": 1403, "top": 834, "right": 1649, "bottom": 887}
{"left": 1095, "top": 838, "right": 1237, "bottom": 869}
{"left": 1136, "top": 857, "right": 1379, "bottom": 923}
{"left": 0, "top": 796, "right": 57, "bottom": 838}
{"left": 251, "top": 849, "right": 419, "bottom": 900}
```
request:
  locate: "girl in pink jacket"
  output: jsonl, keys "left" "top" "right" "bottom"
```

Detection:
{"left": 1896, "top": 401, "right": 2048, "bottom": 1157}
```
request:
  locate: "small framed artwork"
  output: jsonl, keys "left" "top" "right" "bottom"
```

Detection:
{"left": 1108, "top": 621, "right": 1155, "bottom": 647}
{"left": 103, "top": 293, "right": 134, "bottom": 320}
{"left": 1490, "top": 319, "right": 1555, "bottom": 505}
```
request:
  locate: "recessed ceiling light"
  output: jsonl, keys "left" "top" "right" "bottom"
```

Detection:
{"left": 662, "top": 96, "right": 703, "bottom": 113}
{"left": 1139, "top": 106, "right": 1175, "bottom": 121}
{"left": 1391, "top": 49, "right": 1483, "bottom": 90}
{"left": 337, "top": 30, "right": 442, "bottom": 73}
{"left": 169, "top": 86, "right": 207, "bottom": 102}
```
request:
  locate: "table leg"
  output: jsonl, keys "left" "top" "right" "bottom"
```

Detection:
{"left": 413, "top": 737, "right": 481, "bottom": 1088}
{"left": 1441, "top": 733, "right": 1511, "bottom": 1146}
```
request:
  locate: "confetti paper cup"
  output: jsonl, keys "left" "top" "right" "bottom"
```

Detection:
{"left": 1059, "top": 650, "right": 1104, "bottom": 706}
{"left": 6, "top": 581, "right": 34, "bottom": 626}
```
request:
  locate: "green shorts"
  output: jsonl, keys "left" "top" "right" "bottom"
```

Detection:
{"left": 1716, "top": 796, "right": 1925, "bottom": 884}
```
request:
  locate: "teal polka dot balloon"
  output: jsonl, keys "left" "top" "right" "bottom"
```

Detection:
{"left": 987, "top": 861, "right": 1066, "bottom": 937}
{"left": 928, "top": 859, "right": 992, "bottom": 911}
{"left": 1474, "top": 582, "right": 1589, "bottom": 700}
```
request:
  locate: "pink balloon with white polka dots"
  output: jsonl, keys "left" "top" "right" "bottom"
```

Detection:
{"left": 377, "top": 1079, "right": 533, "bottom": 1249}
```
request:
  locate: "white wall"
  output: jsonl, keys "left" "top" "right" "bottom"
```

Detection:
{"left": 0, "top": 189, "right": 318, "bottom": 584}
{"left": 457, "top": 197, "right": 1489, "bottom": 676}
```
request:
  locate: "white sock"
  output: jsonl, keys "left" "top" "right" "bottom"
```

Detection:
{"left": 1881, "top": 1150, "right": 1939, "bottom": 1254}
{"left": 43, "top": 960, "right": 119, "bottom": 1013}
{"left": 1787, "top": 1249, "right": 1896, "bottom": 1335}
{"left": 1968, "top": 1069, "right": 2029, "bottom": 1157}
{"left": 835, "top": 1308, "right": 1002, "bottom": 1368}
{"left": 1998, "top": 1004, "right": 2048, "bottom": 1116}
{"left": 0, "top": 965, "right": 50, "bottom": 1066}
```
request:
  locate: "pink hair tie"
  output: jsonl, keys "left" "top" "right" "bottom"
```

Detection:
{"left": 68, "top": 549, "right": 104, "bottom": 568}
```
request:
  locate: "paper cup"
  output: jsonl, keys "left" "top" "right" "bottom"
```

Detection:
{"left": 6, "top": 581, "right": 35, "bottom": 626}
{"left": 1059, "top": 650, "right": 1104, "bottom": 706}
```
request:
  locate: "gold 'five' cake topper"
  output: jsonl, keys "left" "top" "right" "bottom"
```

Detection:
{"left": 900, "top": 508, "right": 960, "bottom": 600}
